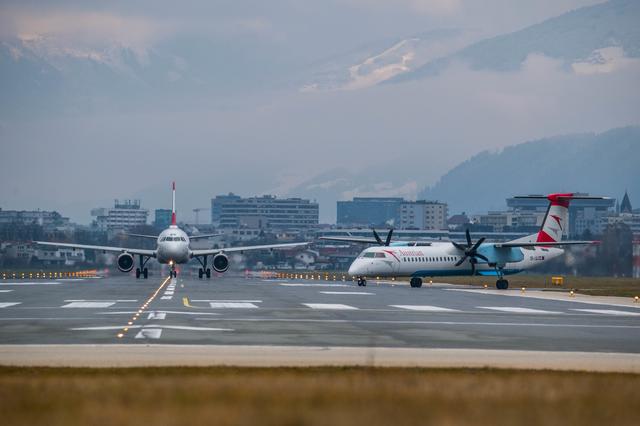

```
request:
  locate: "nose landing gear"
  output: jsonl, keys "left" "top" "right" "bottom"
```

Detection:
{"left": 410, "top": 277, "right": 423, "bottom": 288}
{"left": 495, "top": 266, "right": 508, "bottom": 289}
{"left": 357, "top": 277, "right": 367, "bottom": 287}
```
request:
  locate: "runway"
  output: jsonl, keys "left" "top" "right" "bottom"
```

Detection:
{"left": 0, "top": 273, "right": 639, "bottom": 368}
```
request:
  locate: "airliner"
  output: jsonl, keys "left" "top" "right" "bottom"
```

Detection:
{"left": 322, "top": 193, "right": 601, "bottom": 289}
{"left": 36, "top": 182, "right": 308, "bottom": 279}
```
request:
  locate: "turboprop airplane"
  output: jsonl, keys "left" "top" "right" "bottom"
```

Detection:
{"left": 322, "top": 193, "right": 603, "bottom": 289}
{"left": 36, "top": 182, "right": 308, "bottom": 279}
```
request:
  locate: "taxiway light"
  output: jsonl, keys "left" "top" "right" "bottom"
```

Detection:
{"left": 117, "top": 333, "right": 124, "bottom": 338}
{"left": 634, "top": 296, "right": 639, "bottom": 303}
{"left": 521, "top": 287, "right": 526, "bottom": 292}
{"left": 483, "top": 284, "right": 488, "bottom": 289}
{"left": 570, "top": 290, "right": 575, "bottom": 297}
{"left": 128, "top": 322, "right": 133, "bottom": 325}
{"left": 124, "top": 328, "right": 129, "bottom": 332}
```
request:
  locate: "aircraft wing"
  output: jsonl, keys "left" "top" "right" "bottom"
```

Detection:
{"left": 319, "top": 236, "right": 380, "bottom": 244}
{"left": 123, "top": 233, "right": 158, "bottom": 239}
{"left": 188, "top": 233, "right": 223, "bottom": 240}
{"left": 494, "top": 241, "right": 599, "bottom": 248}
{"left": 191, "top": 242, "right": 309, "bottom": 257}
{"left": 35, "top": 241, "right": 156, "bottom": 257}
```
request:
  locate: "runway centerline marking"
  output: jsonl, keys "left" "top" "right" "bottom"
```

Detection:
{"left": 135, "top": 328, "right": 162, "bottom": 339}
{"left": 99, "top": 310, "right": 220, "bottom": 316}
{"left": 147, "top": 311, "right": 167, "bottom": 320}
{"left": 478, "top": 307, "right": 563, "bottom": 315}
{"left": 0, "top": 302, "right": 21, "bottom": 308}
{"left": 209, "top": 302, "right": 259, "bottom": 309}
{"left": 572, "top": 309, "right": 640, "bottom": 316}
{"left": 62, "top": 302, "right": 115, "bottom": 308}
{"left": 304, "top": 303, "right": 359, "bottom": 310}
{"left": 391, "top": 305, "right": 458, "bottom": 312}
{"left": 74, "top": 324, "right": 233, "bottom": 331}
{"left": 320, "top": 291, "right": 374, "bottom": 295}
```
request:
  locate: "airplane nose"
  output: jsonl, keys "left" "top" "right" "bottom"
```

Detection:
{"left": 348, "top": 260, "right": 364, "bottom": 276}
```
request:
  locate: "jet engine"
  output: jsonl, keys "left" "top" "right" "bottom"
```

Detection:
{"left": 117, "top": 252, "right": 135, "bottom": 272}
{"left": 212, "top": 253, "right": 229, "bottom": 273}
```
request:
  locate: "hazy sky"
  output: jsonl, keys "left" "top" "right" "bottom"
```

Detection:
{"left": 1, "top": 0, "right": 638, "bottom": 223}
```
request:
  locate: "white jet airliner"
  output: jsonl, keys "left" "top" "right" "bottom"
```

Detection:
{"left": 36, "top": 182, "right": 308, "bottom": 279}
{"left": 322, "top": 193, "right": 602, "bottom": 289}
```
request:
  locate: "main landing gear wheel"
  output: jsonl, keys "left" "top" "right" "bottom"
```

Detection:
{"left": 357, "top": 277, "right": 367, "bottom": 287}
{"left": 410, "top": 277, "right": 423, "bottom": 288}
{"left": 206, "top": 268, "right": 211, "bottom": 279}
{"left": 496, "top": 279, "right": 509, "bottom": 290}
{"left": 198, "top": 268, "right": 204, "bottom": 279}
{"left": 135, "top": 268, "right": 141, "bottom": 279}
{"left": 143, "top": 268, "right": 148, "bottom": 279}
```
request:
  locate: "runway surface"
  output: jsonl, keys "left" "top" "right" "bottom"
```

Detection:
{"left": 0, "top": 273, "right": 639, "bottom": 354}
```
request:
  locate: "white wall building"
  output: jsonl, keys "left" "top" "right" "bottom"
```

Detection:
{"left": 91, "top": 200, "right": 148, "bottom": 232}
{"left": 400, "top": 201, "right": 448, "bottom": 230}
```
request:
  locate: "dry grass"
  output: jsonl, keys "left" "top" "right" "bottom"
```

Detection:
{"left": 422, "top": 275, "right": 640, "bottom": 298}
{"left": 1, "top": 367, "right": 639, "bottom": 426}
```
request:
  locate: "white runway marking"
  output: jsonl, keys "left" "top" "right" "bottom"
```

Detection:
{"left": 280, "top": 283, "right": 351, "bottom": 287}
{"left": 209, "top": 302, "right": 259, "bottom": 309}
{"left": 478, "top": 307, "right": 563, "bottom": 314}
{"left": 56, "top": 279, "right": 86, "bottom": 282}
{"left": 135, "top": 328, "right": 162, "bottom": 339}
{"left": 64, "top": 299, "right": 137, "bottom": 302}
{"left": 62, "top": 302, "right": 115, "bottom": 308}
{"left": 573, "top": 309, "right": 640, "bottom": 316}
{"left": 99, "top": 310, "right": 220, "bottom": 316}
{"left": 391, "top": 305, "right": 459, "bottom": 312}
{"left": 320, "top": 291, "right": 374, "bottom": 295}
{"left": 147, "top": 312, "right": 167, "bottom": 320}
{"left": 0, "top": 302, "right": 21, "bottom": 308}
{"left": 193, "top": 299, "right": 262, "bottom": 302}
{"left": 303, "top": 303, "right": 358, "bottom": 310}
{"left": 0, "top": 282, "right": 60, "bottom": 285}
{"left": 0, "top": 290, "right": 13, "bottom": 293}
{"left": 72, "top": 324, "right": 233, "bottom": 331}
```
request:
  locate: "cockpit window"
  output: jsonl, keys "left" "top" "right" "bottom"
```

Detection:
{"left": 362, "top": 252, "right": 376, "bottom": 258}
{"left": 165, "top": 237, "right": 173, "bottom": 241}
{"left": 374, "top": 253, "right": 386, "bottom": 258}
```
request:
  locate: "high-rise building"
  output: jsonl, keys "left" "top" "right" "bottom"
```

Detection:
{"left": 337, "top": 197, "right": 404, "bottom": 227}
{"left": 400, "top": 200, "right": 448, "bottom": 230}
{"left": 214, "top": 195, "right": 318, "bottom": 230}
{"left": 91, "top": 200, "right": 148, "bottom": 232}
{"left": 211, "top": 193, "right": 242, "bottom": 224}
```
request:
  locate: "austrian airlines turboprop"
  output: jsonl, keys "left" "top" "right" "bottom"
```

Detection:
{"left": 37, "top": 182, "right": 308, "bottom": 279}
{"left": 322, "top": 193, "right": 602, "bottom": 289}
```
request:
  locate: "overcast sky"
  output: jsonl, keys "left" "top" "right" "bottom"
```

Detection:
{"left": 1, "top": 0, "right": 638, "bottom": 223}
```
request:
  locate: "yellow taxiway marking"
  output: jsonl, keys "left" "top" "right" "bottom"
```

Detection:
{"left": 183, "top": 297, "right": 194, "bottom": 308}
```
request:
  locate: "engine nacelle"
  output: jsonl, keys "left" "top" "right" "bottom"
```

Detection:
{"left": 212, "top": 253, "right": 229, "bottom": 273}
{"left": 117, "top": 252, "right": 135, "bottom": 272}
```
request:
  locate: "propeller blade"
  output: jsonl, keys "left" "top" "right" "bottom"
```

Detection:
{"left": 372, "top": 228, "right": 383, "bottom": 246}
{"left": 455, "top": 256, "right": 467, "bottom": 267}
{"left": 470, "top": 237, "right": 486, "bottom": 252}
{"left": 385, "top": 229, "right": 394, "bottom": 246}
{"left": 470, "top": 261, "right": 476, "bottom": 276}
{"left": 465, "top": 228, "right": 472, "bottom": 246}
{"left": 452, "top": 242, "right": 467, "bottom": 251}
{"left": 475, "top": 253, "right": 490, "bottom": 263}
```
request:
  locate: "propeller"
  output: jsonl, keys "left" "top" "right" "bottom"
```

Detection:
{"left": 453, "top": 229, "right": 489, "bottom": 275}
{"left": 372, "top": 228, "right": 394, "bottom": 246}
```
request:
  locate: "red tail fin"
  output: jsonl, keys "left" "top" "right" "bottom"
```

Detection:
{"left": 537, "top": 193, "right": 573, "bottom": 243}
{"left": 171, "top": 181, "right": 177, "bottom": 226}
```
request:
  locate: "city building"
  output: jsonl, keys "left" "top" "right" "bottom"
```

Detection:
{"left": 211, "top": 193, "right": 242, "bottom": 224}
{"left": 400, "top": 200, "right": 448, "bottom": 230}
{"left": 337, "top": 197, "right": 404, "bottom": 227}
{"left": 605, "top": 191, "right": 640, "bottom": 236}
{"left": 91, "top": 200, "right": 148, "bottom": 232}
{"left": 215, "top": 195, "right": 319, "bottom": 230}
{"left": 154, "top": 209, "right": 172, "bottom": 229}
{"left": 0, "top": 208, "right": 70, "bottom": 230}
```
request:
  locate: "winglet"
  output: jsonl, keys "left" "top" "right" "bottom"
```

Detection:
{"left": 171, "top": 181, "right": 177, "bottom": 226}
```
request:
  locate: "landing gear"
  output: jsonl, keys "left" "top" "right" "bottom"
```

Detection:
{"left": 195, "top": 255, "right": 211, "bottom": 279}
{"left": 496, "top": 279, "right": 509, "bottom": 290}
{"left": 170, "top": 268, "right": 177, "bottom": 278}
{"left": 357, "top": 277, "right": 367, "bottom": 287}
{"left": 410, "top": 277, "right": 423, "bottom": 288}
{"left": 136, "top": 255, "right": 150, "bottom": 279}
